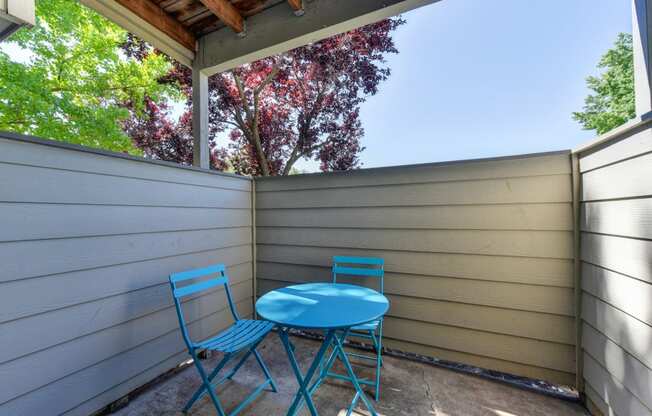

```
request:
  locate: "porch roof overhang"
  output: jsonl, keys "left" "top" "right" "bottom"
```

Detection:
{"left": 81, "top": 0, "right": 440, "bottom": 74}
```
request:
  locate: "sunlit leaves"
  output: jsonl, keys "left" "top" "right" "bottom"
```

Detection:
{"left": 129, "top": 18, "right": 404, "bottom": 176}
{"left": 573, "top": 33, "right": 635, "bottom": 135}
{"left": 0, "top": 0, "right": 176, "bottom": 153}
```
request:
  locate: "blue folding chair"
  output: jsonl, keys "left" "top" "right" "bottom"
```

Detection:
{"left": 320, "top": 256, "right": 385, "bottom": 402}
{"left": 169, "top": 264, "right": 277, "bottom": 415}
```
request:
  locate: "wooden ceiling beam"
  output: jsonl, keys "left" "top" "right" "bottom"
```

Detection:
{"left": 199, "top": 0, "right": 245, "bottom": 34}
{"left": 198, "top": 0, "right": 441, "bottom": 76}
{"left": 287, "top": 0, "right": 304, "bottom": 16}
{"left": 114, "top": 0, "right": 196, "bottom": 51}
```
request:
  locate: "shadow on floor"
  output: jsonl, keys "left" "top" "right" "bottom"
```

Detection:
{"left": 113, "top": 336, "right": 588, "bottom": 416}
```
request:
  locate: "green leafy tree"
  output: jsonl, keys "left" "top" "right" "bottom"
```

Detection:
{"left": 573, "top": 33, "right": 635, "bottom": 135}
{"left": 0, "top": 0, "right": 177, "bottom": 153}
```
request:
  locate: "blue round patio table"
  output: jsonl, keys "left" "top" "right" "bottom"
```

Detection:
{"left": 256, "top": 283, "right": 389, "bottom": 416}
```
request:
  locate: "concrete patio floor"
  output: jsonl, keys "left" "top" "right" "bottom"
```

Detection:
{"left": 112, "top": 336, "right": 588, "bottom": 416}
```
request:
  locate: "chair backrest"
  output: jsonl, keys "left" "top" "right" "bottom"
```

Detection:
{"left": 332, "top": 256, "right": 385, "bottom": 294}
{"left": 169, "top": 264, "right": 239, "bottom": 349}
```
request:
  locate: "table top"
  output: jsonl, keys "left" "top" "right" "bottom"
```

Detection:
{"left": 255, "top": 283, "right": 389, "bottom": 329}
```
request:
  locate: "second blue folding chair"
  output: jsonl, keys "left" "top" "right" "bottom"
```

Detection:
{"left": 169, "top": 264, "right": 277, "bottom": 416}
{"left": 318, "top": 256, "right": 385, "bottom": 403}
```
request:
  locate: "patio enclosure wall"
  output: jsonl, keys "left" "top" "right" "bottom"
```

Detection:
{"left": 255, "top": 151, "right": 577, "bottom": 386}
{"left": 0, "top": 133, "right": 254, "bottom": 416}
{"left": 576, "top": 118, "right": 652, "bottom": 416}
{"left": 3, "top": 126, "right": 651, "bottom": 416}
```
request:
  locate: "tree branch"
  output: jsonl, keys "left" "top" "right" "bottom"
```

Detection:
{"left": 231, "top": 70, "right": 273, "bottom": 176}
{"left": 231, "top": 71, "right": 253, "bottom": 124}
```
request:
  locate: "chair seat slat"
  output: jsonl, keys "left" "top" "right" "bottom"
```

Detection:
{"left": 199, "top": 320, "right": 275, "bottom": 353}
{"left": 198, "top": 320, "right": 256, "bottom": 349}
{"left": 350, "top": 320, "right": 381, "bottom": 331}
{"left": 219, "top": 322, "right": 266, "bottom": 350}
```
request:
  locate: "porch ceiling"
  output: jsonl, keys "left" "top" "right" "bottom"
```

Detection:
{"left": 81, "top": 0, "right": 439, "bottom": 73}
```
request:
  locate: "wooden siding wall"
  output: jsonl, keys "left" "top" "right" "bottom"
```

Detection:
{"left": 0, "top": 134, "right": 253, "bottom": 416}
{"left": 255, "top": 151, "right": 577, "bottom": 386}
{"left": 577, "top": 121, "right": 652, "bottom": 416}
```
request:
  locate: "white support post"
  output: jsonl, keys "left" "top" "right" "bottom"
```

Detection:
{"left": 192, "top": 60, "right": 210, "bottom": 169}
{"left": 633, "top": 0, "right": 652, "bottom": 115}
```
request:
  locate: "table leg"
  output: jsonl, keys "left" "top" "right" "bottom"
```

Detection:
{"left": 296, "top": 329, "right": 378, "bottom": 416}
{"left": 279, "top": 328, "right": 335, "bottom": 416}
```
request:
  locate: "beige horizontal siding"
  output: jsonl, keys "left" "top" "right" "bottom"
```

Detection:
{"left": 384, "top": 338, "right": 576, "bottom": 387}
{"left": 0, "top": 133, "right": 253, "bottom": 416}
{"left": 258, "top": 245, "right": 574, "bottom": 287}
{"left": 257, "top": 277, "right": 573, "bottom": 343}
{"left": 255, "top": 151, "right": 576, "bottom": 386}
{"left": 258, "top": 278, "right": 575, "bottom": 373}
{"left": 257, "top": 203, "right": 574, "bottom": 231}
{"left": 257, "top": 174, "right": 572, "bottom": 209}
{"left": 257, "top": 262, "right": 575, "bottom": 318}
{"left": 255, "top": 151, "right": 571, "bottom": 191}
{"left": 257, "top": 227, "right": 573, "bottom": 259}
{"left": 577, "top": 120, "right": 652, "bottom": 416}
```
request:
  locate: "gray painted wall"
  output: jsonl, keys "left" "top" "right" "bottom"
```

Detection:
{"left": 255, "top": 151, "right": 577, "bottom": 386}
{"left": 0, "top": 133, "right": 253, "bottom": 416}
{"left": 576, "top": 119, "right": 652, "bottom": 416}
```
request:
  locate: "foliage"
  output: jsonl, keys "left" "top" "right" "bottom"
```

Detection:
{"left": 122, "top": 97, "right": 227, "bottom": 170}
{"left": 0, "top": 0, "right": 177, "bottom": 153}
{"left": 128, "top": 18, "right": 404, "bottom": 175}
{"left": 573, "top": 33, "right": 635, "bottom": 135}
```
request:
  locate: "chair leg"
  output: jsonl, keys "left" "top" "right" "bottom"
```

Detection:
{"left": 373, "top": 325, "right": 382, "bottom": 401}
{"left": 224, "top": 335, "right": 277, "bottom": 393}
{"left": 225, "top": 347, "right": 256, "bottom": 380}
{"left": 333, "top": 330, "right": 378, "bottom": 416}
{"left": 253, "top": 348, "right": 278, "bottom": 392}
{"left": 184, "top": 351, "right": 231, "bottom": 415}
{"left": 315, "top": 328, "right": 383, "bottom": 402}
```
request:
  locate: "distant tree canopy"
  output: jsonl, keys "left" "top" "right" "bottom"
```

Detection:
{"left": 0, "top": 0, "right": 177, "bottom": 153}
{"left": 0, "top": 0, "right": 402, "bottom": 174}
{"left": 127, "top": 18, "right": 404, "bottom": 176}
{"left": 573, "top": 33, "right": 635, "bottom": 135}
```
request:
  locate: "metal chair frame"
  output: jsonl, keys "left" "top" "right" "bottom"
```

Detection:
{"left": 319, "top": 256, "right": 385, "bottom": 408}
{"left": 170, "top": 264, "right": 277, "bottom": 416}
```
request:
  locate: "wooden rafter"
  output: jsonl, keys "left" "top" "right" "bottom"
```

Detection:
{"left": 199, "top": 0, "right": 245, "bottom": 34}
{"left": 115, "top": 0, "right": 196, "bottom": 51}
{"left": 287, "top": 0, "right": 304, "bottom": 15}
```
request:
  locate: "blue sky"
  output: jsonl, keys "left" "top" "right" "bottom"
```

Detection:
{"left": 295, "top": 0, "right": 632, "bottom": 171}
{"left": 2, "top": 1, "right": 632, "bottom": 172}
